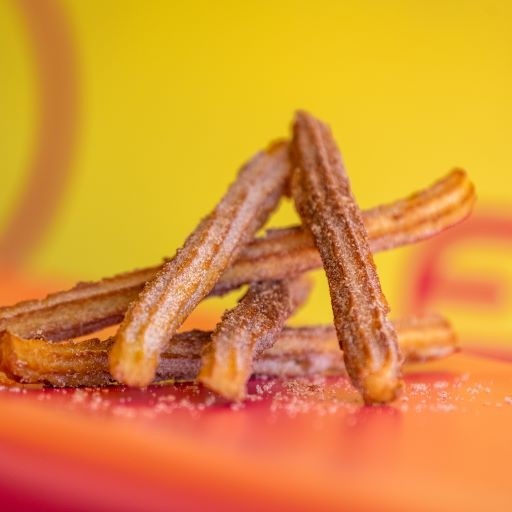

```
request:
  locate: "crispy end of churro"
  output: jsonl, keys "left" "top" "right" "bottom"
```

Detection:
{"left": 0, "top": 333, "right": 115, "bottom": 387}
{"left": 110, "top": 142, "right": 291, "bottom": 387}
{"left": 0, "top": 169, "right": 475, "bottom": 343}
{"left": 363, "top": 168, "right": 476, "bottom": 252}
{"left": 199, "top": 276, "right": 312, "bottom": 401}
{"left": 0, "top": 315, "right": 457, "bottom": 388}
{"left": 291, "top": 111, "right": 402, "bottom": 404}
{"left": 0, "top": 372, "right": 15, "bottom": 386}
{"left": 393, "top": 314, "right": 459, "bottom": 362}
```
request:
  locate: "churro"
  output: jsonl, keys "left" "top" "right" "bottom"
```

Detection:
{"left": 361, "top": 168, "right": 475, "bottom": 253}
{"left": 0, "top": 371, "right": 23, "bottom": 387}
{"left": 0, "top": 109, "right": 477, "bottom": 409}
{"left": 199, "top": 276, "right": 312, "bottom": 400}
{"left": 0, "top": 315, "right": 457, "bottom": 387}
{"left": 110, "top": 142, "right": 291, "bottom": 386}
{"left": 0, "top": 170, "right": 474, "bottom": 341}
{"left": 291, "top": 111, "right": 401, "bottom": 403}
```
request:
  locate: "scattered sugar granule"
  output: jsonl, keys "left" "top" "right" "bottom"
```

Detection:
{"left": 410, "top": 383, "right": 429, "bottom": 394}
{"left": 71, "top": 389, "right": 87, "bottom": 404}
{"left": 437, "top": 390, "right": 448, "bottom": 401}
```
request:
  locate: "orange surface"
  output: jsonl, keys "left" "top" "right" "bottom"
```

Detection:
{"left": 0, "top": 277, "right": 512, "bottom": 511}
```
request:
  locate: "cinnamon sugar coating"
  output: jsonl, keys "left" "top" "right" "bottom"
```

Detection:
{"left": 0, "top": 315, "right": 456, "bottom": 387}
{"left": 0, "top": 170, "right": 474, "bottom": 342}
{"left": 110, "top": 142, "right": 291, "bottom": 386}
{"left": 291, "top": 111, "right": 401, "bottom": 403}
{"left": 199, "top": 276, "right": 312, "bottom": 400}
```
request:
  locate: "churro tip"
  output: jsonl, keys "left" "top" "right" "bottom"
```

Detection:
{"left": 294, "top": 109, "right": 310, "bottom": 120}
{"left": 450, "top": 167, "right": 468, "bottom": 178}
{"left": 109, "top": 343, "right": 157, "bottom": 388}
{"left": 362, "top": 373, "right": 403, "bottom": 405}
{"left": 199, "top": 374, "right": 246, "bottom": 403}
{"left": 265, "top": 138, "right": 288, "bottom": 154}
{"left": 198, "top": 359, "right": 248, "bottom": 401}
{"left": 452, "top": 167, "right": 477, "bottom": 202}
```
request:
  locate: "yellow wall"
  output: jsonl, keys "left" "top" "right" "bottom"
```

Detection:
{"left": 1, "top": 0, "right": 512, "bottom": 341}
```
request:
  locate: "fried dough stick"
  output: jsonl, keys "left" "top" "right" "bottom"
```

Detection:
{"left": 291, "top": 111, "right": 401, "bottom": 403}
{"left": 0, "top": 316, "right": 457, "bottom": 388}
{"left": 110, "top": 142, "right": 291, "bottom": 386}
{"left": 0, "top": 170, "right": 474, "bottom": 341}
{"left": 199, "top": 276, "right": 312, "bottom": 400}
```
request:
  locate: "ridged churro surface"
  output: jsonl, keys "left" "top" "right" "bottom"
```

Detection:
{"left": 0, "top": 315, "right": 456, "bottom": 387}
{"left": 199, "top": 276, "right": 312, "bottom": 400}
{"left": 110, "top": 142, "right": 290, "bottom": 386}
{"left": 0, "top": 170, "right": 474, "bottom": 342}
{"left": 291, "top": 111, "right": 401, "bottom": 403}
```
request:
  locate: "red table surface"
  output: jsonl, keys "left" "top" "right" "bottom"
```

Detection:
{"left": 0, "top": 274, "right": 511, "bottom": 511}
{"left": 1, "top": 349, "right": 511, "bottom": 512}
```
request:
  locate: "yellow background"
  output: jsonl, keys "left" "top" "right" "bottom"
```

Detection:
{"left": 1, "top": 0, "right": 512, "bottom": 337}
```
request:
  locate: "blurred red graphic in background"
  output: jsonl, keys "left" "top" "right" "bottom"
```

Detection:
{"left": 0, "top": 0, "right": 78, "bottom": 265}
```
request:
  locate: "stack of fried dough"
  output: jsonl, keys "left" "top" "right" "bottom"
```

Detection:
{"left": 0, "top": 112, "right": 476, "bottom": 403}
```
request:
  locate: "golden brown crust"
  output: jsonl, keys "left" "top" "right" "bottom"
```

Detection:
{"left": 0, "top": 315, "right": 457, "bottom": 387}
{"left": 0, "top": 370, "right": 28, "bottom": 387}
{"left": 393, "top": 314, "right": 459, "bottom": 362}
{"left": 199, "top": 276, "right": 312, "bottom": 400}
{"left": 0, "top": 169, "right": 474, "bottom": 343}
{"left": 110, "top": 142, "right": 291, "bottom": 386}
{"left": 363, "top": 168, "right": 475, "bottom": 252}
{"left": 291, "top": 111, "right": 402, "bottom": 403}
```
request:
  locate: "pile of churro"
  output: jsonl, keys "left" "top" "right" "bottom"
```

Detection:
{"left": 0, "top": 112, "right": 476, "bottom": 404}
